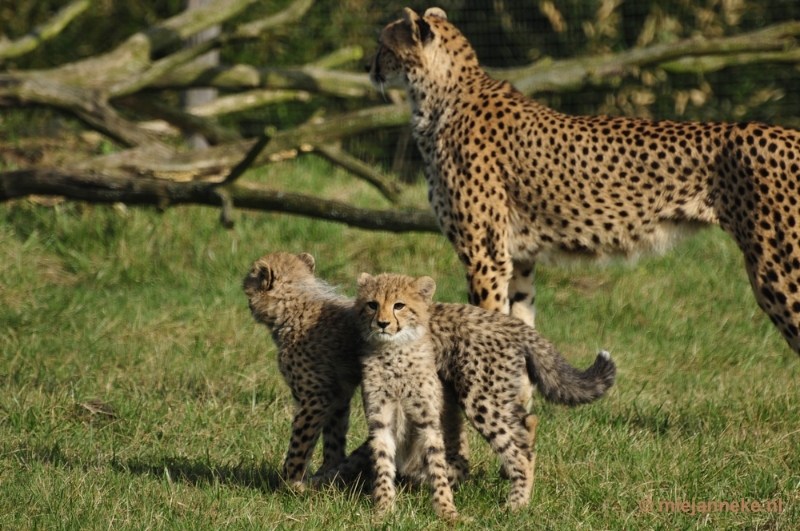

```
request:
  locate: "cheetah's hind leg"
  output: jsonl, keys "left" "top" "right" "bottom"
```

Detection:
{"left": 525, "top": 414, "right": 539, "bottom": 485}
{"left": 442, "top": 382, "right": 470, "bottom": 486}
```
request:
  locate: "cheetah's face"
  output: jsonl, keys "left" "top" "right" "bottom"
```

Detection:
{"left": 367, "top": 7, "right": 474, "bottom": 93}
{"left": 243, "top": 252, "right": 316, "bottom": 326}
{"left": 355, "top": 272, "right": 436, "bottom": 345}
{"left": 366, "top": 44, "right": 404, "bottom": 90}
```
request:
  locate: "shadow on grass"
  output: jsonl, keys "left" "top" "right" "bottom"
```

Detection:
{"left": 615, "top": 404, "right": 673, "bottom": 436}
{"left": 14, "top": 439, "right": 373, "bottom": 496}
{"left": 113, "top": 455, "right": 375, "bottom": 497}
{"left": 112, "top": 456, "right": 285, "bottom": 492}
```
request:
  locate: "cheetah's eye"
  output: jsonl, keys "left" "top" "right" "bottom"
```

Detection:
{"left": 393, "top": 302, "right": 405, "bottom": 310}
{"left": 367, "top": 301, "right": 378, "bottom": 310}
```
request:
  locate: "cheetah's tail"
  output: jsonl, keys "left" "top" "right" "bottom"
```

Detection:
{"left": 525, "top": 342, "right": 616, "bottom": 406}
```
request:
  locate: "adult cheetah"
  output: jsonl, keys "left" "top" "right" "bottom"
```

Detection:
{"left": 369, "top": 7, "right": 800, "bottom": 355}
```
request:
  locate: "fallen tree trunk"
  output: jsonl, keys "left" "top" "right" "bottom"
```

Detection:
{"left": 0, "top": 168, "right": 439, "bottom": 233}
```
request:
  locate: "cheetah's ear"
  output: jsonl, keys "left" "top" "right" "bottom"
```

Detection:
{"left": 250, "top": 262, "right": 274, "bottom": 291}
{"left": 403, "top": 7, "right": 433, "bottom": 44}
{"left": 357, "top": 272, "right": 373, "bottom": 289}
{"left": 423, "top": 7, "right": 447, "bottom": 20}
{"left": 296, "top": 252, "right": 315, "bottom": 273}
{"left": 413, "top": 276, "right": 436, "bottom": 302}
{"left": 403, "top": 7, "right": 419, "bottom": 25}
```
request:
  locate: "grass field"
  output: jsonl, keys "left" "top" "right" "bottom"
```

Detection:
{"left": 1, "top": 156, "right": 798, "bottom": 530}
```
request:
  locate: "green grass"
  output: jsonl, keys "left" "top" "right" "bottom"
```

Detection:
{"left": 1, "top": 156, "right": 798, "bottom": 530}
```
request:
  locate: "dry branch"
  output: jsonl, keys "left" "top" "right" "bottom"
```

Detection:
{"left": 0, "top": 0, "right": 320, "bottom": 151}
{"left": 660, "top": 48, "right": 800, "bottom": 74}
{"left": 188, "top": 89, "right": 310, "bottom": 117}
{"left": 152, "top": 62, "right": 376, "bottom": 98}
{"left": 116, "top": 96, "right": 241, "bottom": 145}
{"left": 0, "top": 168, "right": 439, "bottom": 233}
{"left": 108, "top": 35, "right": 224, "bottom": 99}
{"left": 19, "top": 0, "right": 260, "bottom": 93}
{"left": 0, "top": 76, "right": 163, "bottom": 148}
{"left": 75, "top": 104, "right": 411, "bottom": 179}
{"left": 314, "top": 143, "right": 402, "bottom": 203}
{"left": 488, "top": 20, "right": 800, "bottom": 95}
{"left": 0, "top": 0, "right": 90, "bottom": 61}
{"left": 233, "top": 0, "right": 315, "bottom": 39}
{"left": 309, "top": 46, "right": 364, "bottom": 69}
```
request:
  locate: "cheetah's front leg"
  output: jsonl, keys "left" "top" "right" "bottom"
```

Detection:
{"left": 462, "top": 231, "right": 514, "bottom": 317}
{"left": 367, "top": 401, "right": 399, "bottom": 516}
{"left": 509, "top": 261, "right": 536, "bottom": 328}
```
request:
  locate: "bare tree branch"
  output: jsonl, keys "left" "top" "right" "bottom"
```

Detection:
{"left": 233, "top": 0, "right": 315, "bottom": 39}
{"left": 660, "top": 48, "right": 800, "bottom": 74}
{"left": 188, "top": 89, "right": 310, "bottom": 117}
{"left": 0, "top": 76, "right": 163, "bottom": 148}
{"left": 109, "top": 35, "right": 225, "bottom": 98}
{"left": 489, "top": 20, "right": 800, "bottom": 95}
{"left": 0, "top": 0, "right": 91, "bottom": 61}
{"left": 75, "top": 104, "right": 411, "bottom": 178}
{"left": 308, "top": 46, "right": 364, "bottom": 69}
{"left": 14, "top": 0, "right": 259, "bottom": 93}
{"left": 144, "top": 0, "right": 260, "bottom": 53}
{"left": 314, "top": 143, "right": 401, "bottom": 203}
{"left": 152, "top": 62, "right": 376, "bottom": 98}
{"left": 116, "top": 96, "right": 241, "bottom": 145}
{"left": 0, "top": 168, "right": 440, "bottom": 233}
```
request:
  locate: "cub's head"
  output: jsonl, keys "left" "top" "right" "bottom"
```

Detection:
{"left": 366, "top": 7, "right": 478, "bottom": 91}
{"left": 243, "top": 251, "right": 317, "bottom": 327}
{"left": 355, "top": 272, "right": 436, "bottom": 344}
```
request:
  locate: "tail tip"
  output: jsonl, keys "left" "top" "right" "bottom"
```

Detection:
{"left": 598, "top": 349, "right": 611, "bottom": 360}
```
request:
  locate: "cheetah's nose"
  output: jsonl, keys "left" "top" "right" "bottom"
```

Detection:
{"left": 376, "top": 320, "right": 389, "bottom": 330}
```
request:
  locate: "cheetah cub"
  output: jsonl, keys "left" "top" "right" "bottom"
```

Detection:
{"left": 357, "top": 274, "right": 460, "bottom": 520}
{"left": 243, "top": 252, "right": 362, "bottom": 488}
{"left": 355, "top": 272, "right": 616, "bottom": 515}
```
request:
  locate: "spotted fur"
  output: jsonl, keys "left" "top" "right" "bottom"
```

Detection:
{"left": 370, "top": 7, "right": 800, "bottom": 354}
{"left": 355, "top": 272, "right": 616, "bottom": 511}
